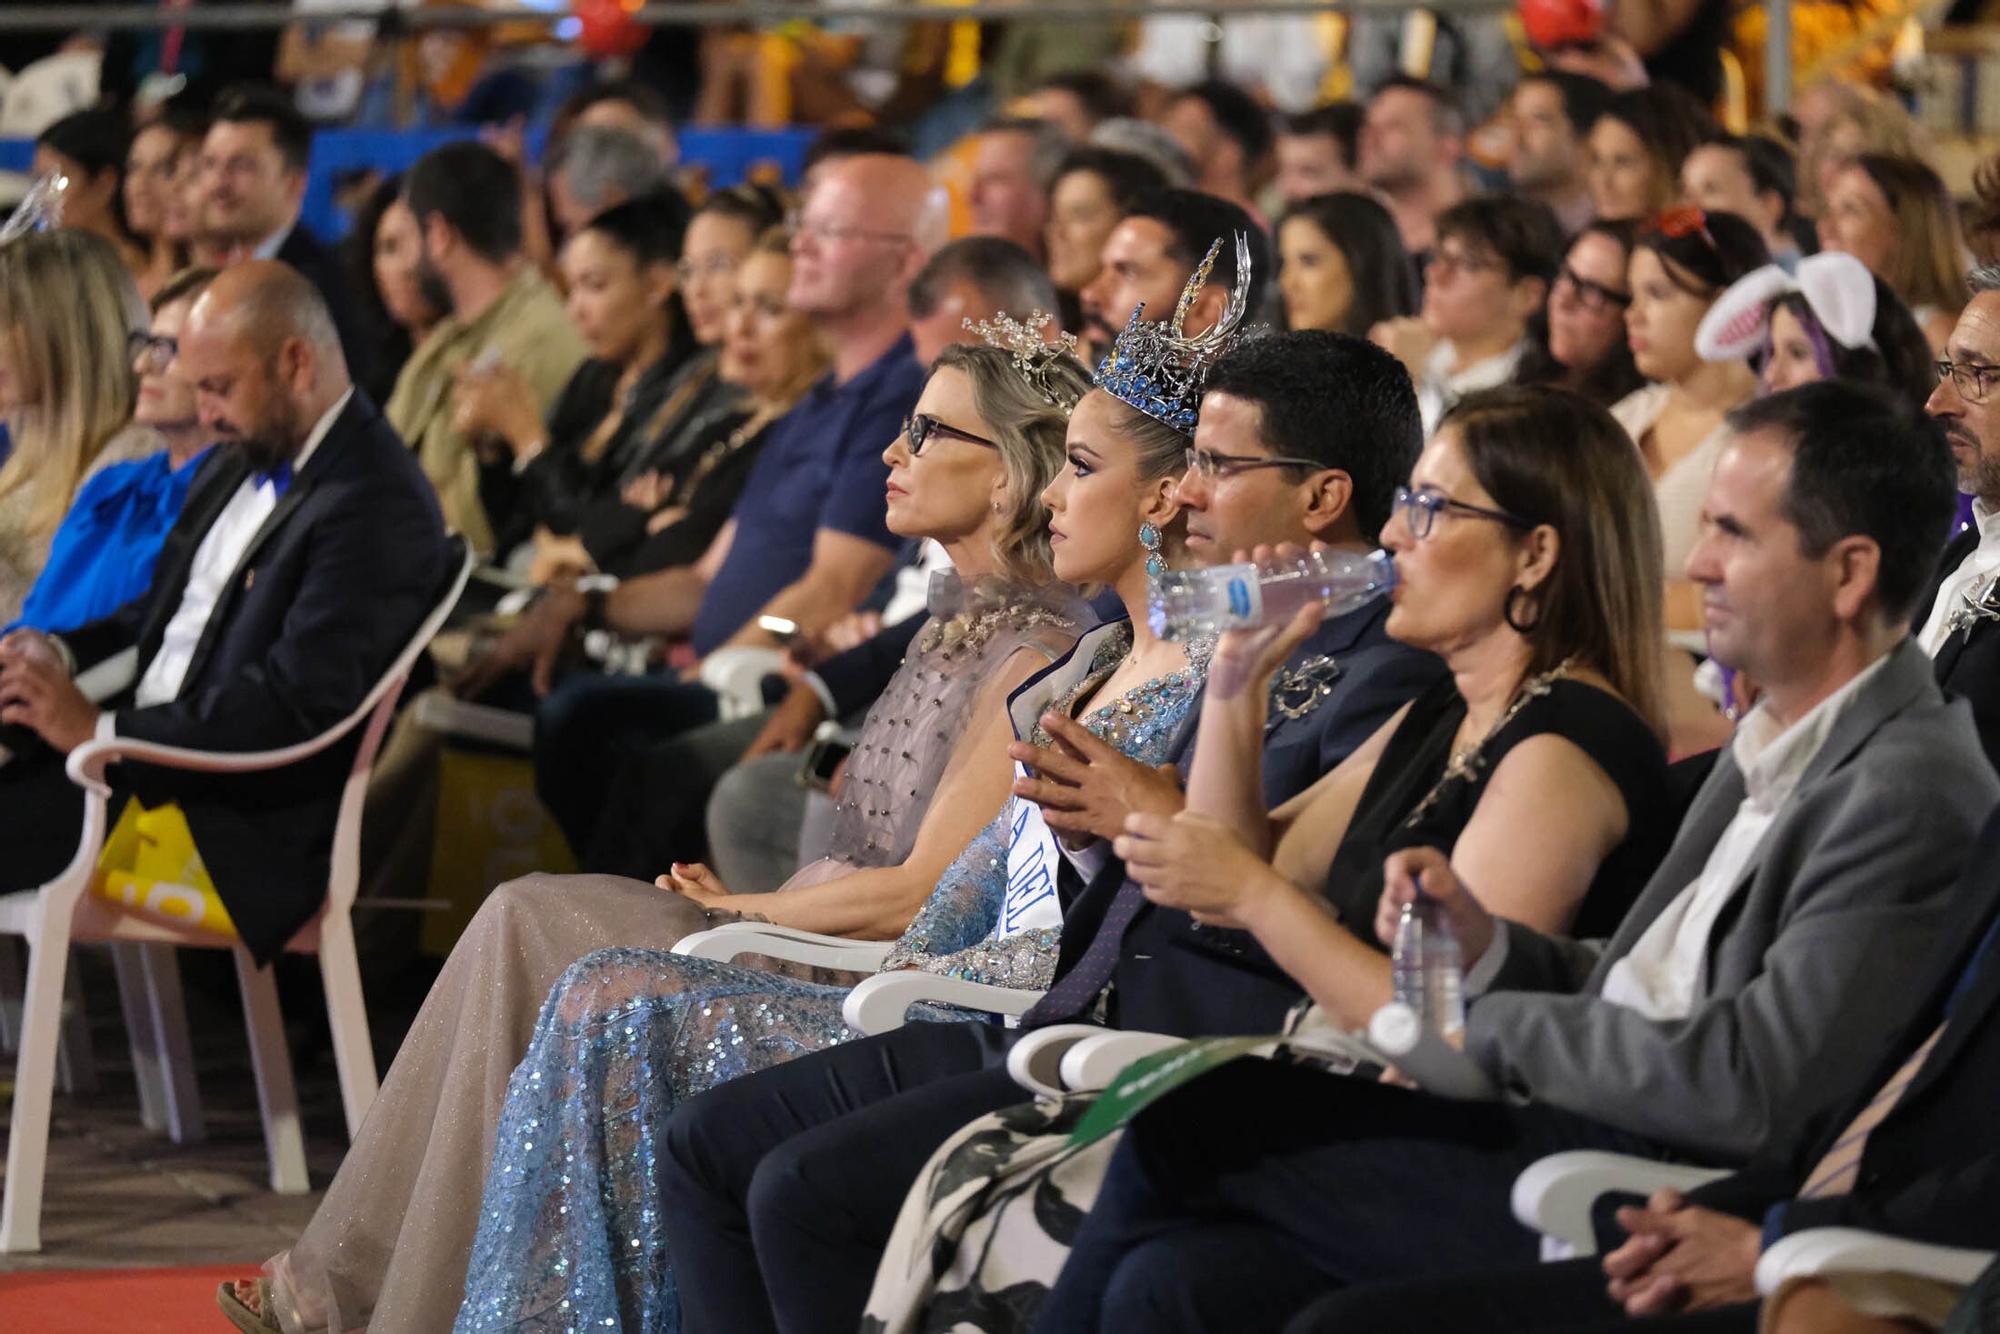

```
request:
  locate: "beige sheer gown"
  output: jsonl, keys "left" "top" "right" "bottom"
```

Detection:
{"left": 261, "top": 573, "right": 1083, "bottom": 1333}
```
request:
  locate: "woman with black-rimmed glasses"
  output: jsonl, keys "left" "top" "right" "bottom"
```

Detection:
{"left": 1514, "top": 220, "right": 1646, "bottom": 408}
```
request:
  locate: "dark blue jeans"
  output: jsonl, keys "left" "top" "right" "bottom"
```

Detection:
{"left": 1033, "top": 1058, "right": 1664, "bottom": 1334}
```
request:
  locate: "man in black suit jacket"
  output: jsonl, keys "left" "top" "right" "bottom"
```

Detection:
{"left": 656, "top": 331, "right": 1445, "bottom": 1334}
{"left": 1282, "top": 804, "right": 2000, "bottom": 1334}
{"left": 197, "top": 84, "right": 372, "bottom": 392}
{"left": 0, "top": 261, "right": 450, "bottom": 966}
{"left": 1914, "top": 275, "right": 2000, "bottom": 770}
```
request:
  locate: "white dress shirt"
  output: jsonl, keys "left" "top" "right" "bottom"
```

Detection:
{"left": 1594, "top": 654, "right": 1889, "bottom": 1019}
{"left": 103, "top": 391, "right": 352, "bottom": 735}
{"left": 800, "top": 540, "right": 950, "bottom": 720}
{"left": 1418, "top": 339, "right": 1525, "bottom": 439}
{"left": 1918, "top": 498, "right": 2000, "bottom": 656}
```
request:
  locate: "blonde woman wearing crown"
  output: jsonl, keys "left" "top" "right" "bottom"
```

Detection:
{"left": 439, "top": 256, "right": 1253, "bottom": 1332}
{"left": 220, "top": 338, "right": 1093, "bottom": 1334}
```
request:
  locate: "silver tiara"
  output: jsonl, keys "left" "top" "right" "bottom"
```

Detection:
{"left": 0, "top": 170, "right": 68, "bottom": 246}
{"left": 963, "top": 309, "right": 1085, "bottom": 412}
{"left": 1093, "top": 232, "right": 1254, "bottom": 434}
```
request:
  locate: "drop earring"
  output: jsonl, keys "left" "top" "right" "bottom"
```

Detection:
{"left": 1139, "top": 520, "right": 1166, "bottom": 578}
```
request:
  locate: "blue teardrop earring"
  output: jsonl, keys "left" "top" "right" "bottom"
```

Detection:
{"left": 1139, "top": 521, "right": 1166, "bottom": 578}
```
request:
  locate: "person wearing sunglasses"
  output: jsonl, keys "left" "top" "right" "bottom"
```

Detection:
{"left": 6, "top": 266, "right": 219, "bottom": 638}
{"left": 1612, "top": 207, "right": 1769, "bottom": 686}
{"left": 1517, "top": 219, "right": 1646, "bottom": 408}
{"left": 1370, "top": 194, "right": 1567, "bottom": 436}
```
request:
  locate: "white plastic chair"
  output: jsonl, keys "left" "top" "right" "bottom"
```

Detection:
{"left": 673, "top": 921, "right": 1048, "bottom": 1032}
{"left": 1754, "top": 1227, "right": 1994, "bottom": 1297}
{"left": 1510, "top": 1151, "right": 1738, "bottom": 1258}
{"left": 0, "top": 539, "right": 472, "bottom": 1254}
{"left": 1512, "top": 1152, "right": 1997, "bottom": 1303}
{"left": 698, "top": 647, "right": 789, "bottom": 721}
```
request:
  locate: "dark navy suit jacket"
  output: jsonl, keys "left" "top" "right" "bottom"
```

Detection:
{"left": 1036, "top": 596, "right": 1446, "bottom": 1038}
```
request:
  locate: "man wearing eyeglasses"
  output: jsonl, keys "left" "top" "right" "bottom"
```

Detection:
{"left": 653, "top": 330, "right": 1445, "bottom": 1334}
{"left": 1914, "top": 265, "right": 2000, "bottom": 768}
{"left": 527, "top": 152, "right": 942, "bottom": 873}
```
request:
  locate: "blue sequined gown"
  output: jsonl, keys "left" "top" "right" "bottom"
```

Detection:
{"left": 453, "top": 624, "right": 1203, "bottom": 1333}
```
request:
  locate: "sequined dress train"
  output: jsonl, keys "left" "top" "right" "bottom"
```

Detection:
{"left": 451, "top": 624, "right": 1204, "bottom": 1333}
{"left": 256, "top": 574, "right": 1080, "bottom": 1334}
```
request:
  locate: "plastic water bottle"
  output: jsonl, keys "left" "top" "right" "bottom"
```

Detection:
{"left": 1150, "top": 549, "right": 1396, "bottom": 641}
{"left": 1389, "top": 886, "right": 1465, "bottom": 1042}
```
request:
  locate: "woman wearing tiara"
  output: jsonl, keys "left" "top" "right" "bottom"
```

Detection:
{"left": 445, "top": 242, "right": 1256, "bottom": 1334}
{"left": 221, "top": 330, "right": 1092, "bottom": 1334}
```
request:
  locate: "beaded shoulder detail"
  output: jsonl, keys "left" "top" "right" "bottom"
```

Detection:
{"left": 1029, "top": 623, "right": 1216, "bottom": 751}
{"left": 912, "top": 571, "right": 1088, "bottom": 659}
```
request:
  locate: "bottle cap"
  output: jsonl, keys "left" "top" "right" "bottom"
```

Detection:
{"left": 1369, "top": 1002, "right": 1422, "bottom": 1056}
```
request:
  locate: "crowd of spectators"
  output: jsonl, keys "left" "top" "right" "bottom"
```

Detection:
{"left": 5, "top": 13, "right": 2000, "bottom": 1334}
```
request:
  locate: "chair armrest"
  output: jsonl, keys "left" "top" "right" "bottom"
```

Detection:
{"left": 673, "top": 923, "right": 892, "bottom": 972}
{"left": 843, "top": 970, "right": 1046, "bottom": 1035}
{"left": 1061, "top": 1031, "right": 1187, "bottom": 1093}
{"left": 1006, "top": 1023, "right": 1105, "bottom": 1098}
{"left": 64, "top": 540, "right": 474, "bottom": 798}
{"left": 1511, "top": 1151, "right": 1733, "bottom": 1257}
{"left": 411, "top": 693, "right": 533, "bottom": 751}
{"left": 699, "top": 647, "right": 788, "bottom": 721}
{"left": 64, "top": 710, "right": 400, "bottom": 798}
{"left": 1755, "top": 1229, "right": 1996, "bottom": 1295}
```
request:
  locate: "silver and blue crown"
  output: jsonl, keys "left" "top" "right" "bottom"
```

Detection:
{"left": 1093, "top": 232, "right": 1254, "bottom": 435}
{"left": 963, "top": 308, "right": 1086, "bottom": 411}
{"left": 0, "top": 170, "right": 67, "bottom": 246}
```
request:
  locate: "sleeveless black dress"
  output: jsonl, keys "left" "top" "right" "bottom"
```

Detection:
{"left": 1319, "top": 675, "right": 1672, "bottom": 945}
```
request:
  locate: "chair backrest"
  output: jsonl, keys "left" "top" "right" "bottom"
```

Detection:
{"left": 322, "top": 536, "right": 475, "bottom": 915}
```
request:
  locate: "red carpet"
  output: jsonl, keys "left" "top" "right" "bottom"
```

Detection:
{"left": 0, "top": 1263, "right": 247, "bottom": 1332}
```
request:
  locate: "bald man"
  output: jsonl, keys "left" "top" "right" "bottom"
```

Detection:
{"left": 0, "top": 261, "right": 451, "bottom": 964}
{"left": 509, "top": 153, "right": 941, "bottom": 871}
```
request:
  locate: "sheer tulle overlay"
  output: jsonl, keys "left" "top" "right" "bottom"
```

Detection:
{"left": 452, "top": 625, "right": 1204, "bottom": 1333}
{"left": 259, "top": 573, "right": 1083, "bottom": 1334}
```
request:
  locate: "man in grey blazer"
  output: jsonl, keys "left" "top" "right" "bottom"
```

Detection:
{"left": 1033, "top": 381, "right": 2000, "bottom": 1334}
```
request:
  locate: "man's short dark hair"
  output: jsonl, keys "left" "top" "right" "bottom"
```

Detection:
{"left": 402, "top": 141, "right": 524, "bottom": 264}
{"left": 1051, "top": 146, "right": 1170, "bottom": 215}
{"left": 1372, "top": 75, "right": 1464, "bottom": 139}
{"left": 1125, "top": 188, "right": 1273, "bottom": 319}
{"left": 1280, "top": 102, "right": 1364, "bottom": 171}
{"left": 1519, "top": 70, "right": 1613, "bottom": 137}
{"left": 982, "top": 116, "right": 1073, "bottom": 187}
{"left": 1176, "top": 79, "right": 1275, "bottom": 164}
{"left": 1033, "top": 70, "right": 1136, "bottom": 126}
{"left": 1204, "top": 330, "right": 1422, "bottom": 543}
{"left": 211, "top": 83, "right": 312, "bottom": 172}
{"left": 1701, "top": 131, "right": 1798, "bottom": 219}
{"left": 909, "top": 236, "right": 1060, "bottom": 323}
{"left": 802, "top": 126, "right": 913, "bottom": 177}
{"left": 1436, "top": 194, "right": 1566, "bottom": 285}
{"left": 1727, "top": 381, "right": 1956, "bottom": 623}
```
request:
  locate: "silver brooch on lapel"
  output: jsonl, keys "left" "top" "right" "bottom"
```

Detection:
{"left": 1944, "top": 572, "right": 2000, "bottom": 639}
{"left": 1268, "top": 654, "right": 1341, "bottom": 722}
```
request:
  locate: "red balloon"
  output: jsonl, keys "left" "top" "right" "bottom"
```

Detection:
{"left": 575, "top": 0, "right": 648, "bottom": 58}
{"left": 1519, "top": 0, "right": 1605, "bottom": 49}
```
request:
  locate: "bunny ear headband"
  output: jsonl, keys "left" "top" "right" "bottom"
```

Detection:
{"left": 1695, "top": 251, "right": 1879, "bottom": 363}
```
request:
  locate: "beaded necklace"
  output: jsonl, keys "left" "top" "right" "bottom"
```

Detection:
{"left": 1400, "top": 657, "right": 1576, "bottom": 830}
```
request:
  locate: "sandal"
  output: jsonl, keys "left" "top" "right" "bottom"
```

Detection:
{"left": 216, "top": 1278, "right": 281, "bottom": 1333}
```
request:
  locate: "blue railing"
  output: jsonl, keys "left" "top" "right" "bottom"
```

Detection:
{"left": 0, "top": 125, "right": 813, "bottom": 241}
